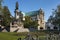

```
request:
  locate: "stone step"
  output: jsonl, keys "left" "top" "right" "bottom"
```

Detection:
{"left": 17, "top": 28, "right": 29, "bottom": 32}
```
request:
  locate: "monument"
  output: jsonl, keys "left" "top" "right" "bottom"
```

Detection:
{"left": 10, "top": 2, "right": 29, "bottom": 32}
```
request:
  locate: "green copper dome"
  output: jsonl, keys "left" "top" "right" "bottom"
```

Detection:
{"left": 25, "top": 8, "right": 44, "bottom": 16}
{"left": 25, "top": 10, "right": 39, "bottom": 16}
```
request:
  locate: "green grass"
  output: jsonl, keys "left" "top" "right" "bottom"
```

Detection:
{"left": 0, "top": 32, "right": 46, "bottom": 40}
{"left": 0, "top": 32, "right": 25, "bottom": 40}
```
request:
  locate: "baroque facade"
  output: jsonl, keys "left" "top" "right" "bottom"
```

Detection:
{"left": 37, "top": 9, "right": 45, "bottom": 30}
{"left": 25, "top": 8, "right": 45, "bottom": 30}
{"left": 46, "top": 22, "right": 59, "bottom": 30}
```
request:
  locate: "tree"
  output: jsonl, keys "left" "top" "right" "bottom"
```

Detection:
{"left": 48, "top": 15, "right": 53, "bottom": 23}
{"left": 24, "top": 16, "right": 38, "bottom": 28}
{"left": 24, "top": 16, "right": 32, "bottom": 28}
{"left": 0, "top": 0, "right": 3, "bottom": 10}
{"left": 2, "top": 6, "right": 12, "bottom": 27}
{"left": 52, "top": 5, "right": 60, "bottom": 25}
{"left": 48, "top": 5, "right": 60, "bottom": 30}
{"left": 0, "top": 0, "right": 3, "bottom": 26}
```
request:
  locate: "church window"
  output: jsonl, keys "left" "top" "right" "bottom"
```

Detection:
{"left": 54, "top": 27, "right": 58, "bottom": 30}
{"left": 40, "top": 27, "right": 43, "bottom": 30}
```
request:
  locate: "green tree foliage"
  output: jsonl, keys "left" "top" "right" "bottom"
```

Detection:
{"left": 0, "top": 0, "right": 3, "bottom": 10}
{"left": 48, "top": 15, "right": 53, "bottom": 23}
{"left": 53, "top": 5, "right": 60, "bottom": 26}
{"left": 2, "top": 6, "right": 12, "bottom": 27}
{"left": 48, "top": 5, "right": 60, "bottom": 27}
{"left": 0, "top": 0, "right": 3, "bottom": 26}
{"left": 24, "top": 16, "right": 32, "bottom": 28}
{"left": 24, "top": 16, "right": 38, "bottom": 28}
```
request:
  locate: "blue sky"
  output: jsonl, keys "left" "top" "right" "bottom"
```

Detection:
{"left": 2, "top": 0, "right": 60, "bottom": 21}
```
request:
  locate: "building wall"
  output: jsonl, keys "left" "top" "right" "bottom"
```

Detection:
{"left": 37, "top": 14, "right": 45, "bottom": 30}
{"left": 30, "top": 13, "right": 45, "bottom": 30}
{"left": 10, "top": 22, "right": 29, "bottom": 32}
{"left": 46, "top": 22, "right": 59, "bottom": 30}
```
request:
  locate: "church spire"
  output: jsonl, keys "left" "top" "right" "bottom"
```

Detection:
{"left": 39, "top": 8, "right": 44, "bottom": 15}
{"left": 39, "top": 8, "right": 43, "bottom": 13}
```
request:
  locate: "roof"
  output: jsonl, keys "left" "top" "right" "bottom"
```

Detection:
{"left": 25, "top": 8, "right": 44, "bottom": 17}
{"left": 25, "top": 10, "right": 39, "bottom": 16}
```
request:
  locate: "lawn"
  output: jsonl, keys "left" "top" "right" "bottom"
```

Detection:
{"left": 0, "top": 32, "right": 25, "bottom": 40}
{"left": 0, "top": 32, "right": 46, "bottom": 40}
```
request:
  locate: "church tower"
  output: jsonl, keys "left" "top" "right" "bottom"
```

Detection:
{"left": 38, "top": 8, "right": 45, "bottom": 30}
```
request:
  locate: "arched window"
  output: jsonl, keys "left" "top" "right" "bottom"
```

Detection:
{"left": 40, "top": 27, "right": 43, "bottom": 30}
{"left": 47, "top": 27, "right": 50, "bottom": 30}
{"left": 54, "top": 27, "right": 58, "bottom": 30}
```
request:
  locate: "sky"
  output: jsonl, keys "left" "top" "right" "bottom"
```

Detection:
{"left": 2, "top": 0, "right": 60, "bottom": 22}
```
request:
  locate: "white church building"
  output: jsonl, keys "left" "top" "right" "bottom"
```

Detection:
{"left": 46, "top": 22, "right": 59, "bottom": 30}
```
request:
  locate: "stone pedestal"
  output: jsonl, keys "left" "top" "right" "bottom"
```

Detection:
{"left": 10, "top": 22, "right": 29, "bottom": 32}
